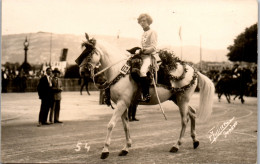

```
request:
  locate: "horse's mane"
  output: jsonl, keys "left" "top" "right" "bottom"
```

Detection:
{"left": 95, "top": 39, "right": 128, "bottom": 80}
{"left": 96, "top": 40, "right": 128, "bottom": 58}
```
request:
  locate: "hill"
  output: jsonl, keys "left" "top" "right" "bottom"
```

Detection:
{"left": 1, "top": 32, "right": 228, "bottom": 65}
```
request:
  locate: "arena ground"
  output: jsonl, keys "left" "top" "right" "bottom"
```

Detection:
{"left": 1, "top": 91, "right": 258, "bottom": 163}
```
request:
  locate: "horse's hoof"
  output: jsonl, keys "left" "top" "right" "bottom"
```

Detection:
{"left": 101, "top": 152, "right": 109, "bottom": 159}
{"left": 118, "top": 150, "right": 128, "bottom": 156}
{"left": 169, "top": 147, "right": 179, "bottom": 153}
{"left": 193, "top": 141, "right": 199, "bottom": 149}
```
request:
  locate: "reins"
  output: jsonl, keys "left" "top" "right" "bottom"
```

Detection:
{"left": 93, "top": 57, "right": 129, "bottom": 78}
{"left": 92, "top": 57, "right": 130, "bottom": 90}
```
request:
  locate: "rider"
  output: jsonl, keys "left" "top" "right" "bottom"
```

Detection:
{"left": 137, "top": 13, "right": 158, "bottom": 102}
{"left": 231, "top": 64, "right": 241, "bottom": 78}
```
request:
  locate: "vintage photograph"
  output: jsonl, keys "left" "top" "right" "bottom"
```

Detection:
{"left": 1, "top": 0, "right": 258, "bottom": 163}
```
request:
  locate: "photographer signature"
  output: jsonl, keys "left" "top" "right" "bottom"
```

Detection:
{"left": 208, "top": 117, "right": 238, "bottom": 144}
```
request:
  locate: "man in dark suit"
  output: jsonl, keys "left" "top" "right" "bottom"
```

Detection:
{"left": 37, "top": 67, "right": 53, "bottom": 126}
{"left": 49, "top": 68, "right": 63, "bottom": 124}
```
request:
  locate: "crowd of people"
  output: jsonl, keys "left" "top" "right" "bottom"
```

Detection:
{"left": 1, "top": 68, "right": 46, "bottom": 93}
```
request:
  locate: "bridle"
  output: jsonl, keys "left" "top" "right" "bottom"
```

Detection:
{"left": 79, "top": 47, "right": 130, "bottom": 89}
{"left": 79, "top": 48, "right": 101, "bottom": 78}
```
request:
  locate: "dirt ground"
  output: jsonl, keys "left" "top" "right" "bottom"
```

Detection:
{"left": 1, "top": 91, "right": 258, "bottom": 163}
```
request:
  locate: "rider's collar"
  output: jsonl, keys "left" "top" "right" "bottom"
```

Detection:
{"left": 143, "top": 26, "right": 150, "bottom": 32}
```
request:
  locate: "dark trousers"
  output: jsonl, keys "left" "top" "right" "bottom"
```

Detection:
{"left": 49, "top": 100, "right": 61, "bottom": 122}
{"left": 38, "top": 99, "right": 52, "bottom": 124}
{"left": 128, "top": 103, "right": 138, "bottom": 120}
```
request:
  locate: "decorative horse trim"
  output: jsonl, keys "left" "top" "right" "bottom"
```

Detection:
{"left": 99, "top": 72, "right": 129, "bottom": 90}
{"left": 169, "top": 62, "right": 188, "bottom": 82}
{"left": 156, "top": 67, "right": 198, "bottom": 94}
{"left": 171, "top": 68, "right": 198, "bottom": 94}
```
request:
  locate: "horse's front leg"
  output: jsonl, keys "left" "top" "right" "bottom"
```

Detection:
{"left": 101, "top": 100, "right": 127, "bottom": 159}
{"left": 233, "top": 95, "right": 238, "bottom": 100}
{"left": 227, "top": 94, "right": 231, "bottom": 103}
{"left": 86, "top": 80, "right": 90, "bottom": 95}
{"left": 118, "top": 109, "right": 132, "bottom": 156}
{"left": 224, "top": 93, "right": 231, "bottom": 103}
{"left": 170, "top": 101, "right": 189, "bottom": 153}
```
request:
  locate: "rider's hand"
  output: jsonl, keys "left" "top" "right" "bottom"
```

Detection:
{"left": 143, "top": 48, "right": 148, "bottom": 54}
{"left": 142, "top": 47, "right": 154, "bottom": 54}
{"left": 135, "top": 49, "right": 141, "bottom": 55}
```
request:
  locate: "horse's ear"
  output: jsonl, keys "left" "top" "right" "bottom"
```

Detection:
{"left": 85, "top": 33, "right": 90, "bottom": 41}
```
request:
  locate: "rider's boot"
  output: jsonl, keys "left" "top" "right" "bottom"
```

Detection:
{"left": 139, "top": 77, "right": 151, "bottom": 102}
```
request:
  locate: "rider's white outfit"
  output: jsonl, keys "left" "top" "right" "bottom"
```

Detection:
{"left": 140, "top": 29, "right": 158, "bottom": 77}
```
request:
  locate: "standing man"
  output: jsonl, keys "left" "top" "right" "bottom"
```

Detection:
{"left": 49, "top": 68, "right": 63, "bottom": 123}
{"left": 37, "top": 67, "right": 53, "bottom": 126}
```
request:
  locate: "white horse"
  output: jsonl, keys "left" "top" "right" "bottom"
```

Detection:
{"left": 76, "top": 33, "right": 215, "bottom": 159}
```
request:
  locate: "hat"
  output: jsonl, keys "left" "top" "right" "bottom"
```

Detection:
{"left": 52, "top": 68, "right": 60, "bottom": 73}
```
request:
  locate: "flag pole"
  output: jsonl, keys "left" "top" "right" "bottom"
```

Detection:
{"left": 200, "top": 35, "right": 202, "bottom": 70}
{"left": 179, "top": 26, "right": 182, "bottom": 60}
{"left": 50, "top": 32, "right": 52, "bottom": 66}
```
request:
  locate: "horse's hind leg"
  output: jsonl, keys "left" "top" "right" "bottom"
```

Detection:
{"left": 170, "top": 101, "right": 189, "bottom": 153}
{"left": 218, "top": 92, "right": 222, "bottom": 102}
{"left": 188, "top": 106, "right": 199, "bottom": 149}
{"left": 118, "top": 110, "right": 132, "bottom": 156}
{"left": 240, "top": 95, "right": 245, "bottom": 104}
{"left": 101, "top": 100, "right": 127, "bottom": 159}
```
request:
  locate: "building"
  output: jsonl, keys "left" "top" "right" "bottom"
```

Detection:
{"left": 195, "top": 61, "right": 234, "bottom": 72}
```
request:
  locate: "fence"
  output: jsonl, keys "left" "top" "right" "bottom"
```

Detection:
{"left": 2, "top": 78, "right": 98, "bottom": 93}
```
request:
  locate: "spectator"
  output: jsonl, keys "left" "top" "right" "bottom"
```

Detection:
{"left": 37, "top": 67, "right": 53, "bottom": 126}
{"left": 49, "top": 68, "right": 63, "bottom": 124}
{"left": 128, "top": 103, "right": 139, "bottom": 122}
{"left": 2, "top": 70, "right": 8, "bottom": 93}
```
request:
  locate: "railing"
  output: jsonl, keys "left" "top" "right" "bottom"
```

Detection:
{"left": 2, "top": 78, "right": 257, "bottom": 97}
{"left": 2, "top": 78, "right": 98, "bottom": 93}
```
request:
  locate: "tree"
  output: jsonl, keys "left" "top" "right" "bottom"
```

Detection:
{"left": 227, "top": 23, "right": 257, "bottom": 63}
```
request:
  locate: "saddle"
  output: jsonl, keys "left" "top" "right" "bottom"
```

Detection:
{"left": 127, "top": 47, "right": 184, "bottom": 88}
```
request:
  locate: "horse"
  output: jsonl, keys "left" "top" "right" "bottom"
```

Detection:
{"left": 76, "top": 33, "right": 215, "bottom": 159}
{"left": 79, "top": 67, "right": 92, "bottom": 95}
{"left": 215, "top": 68, "right": 252, "bottom": 104}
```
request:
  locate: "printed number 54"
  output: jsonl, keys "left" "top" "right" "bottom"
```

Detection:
{"left": 75, "top": 142, "right": 82, "bottom": 152}
{"left": 75, "top": 142, "right": 90, "bottom": 152}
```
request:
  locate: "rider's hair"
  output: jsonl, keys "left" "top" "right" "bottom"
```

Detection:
{"left": 137, "top": 13, "right": 153, "bottom": 25}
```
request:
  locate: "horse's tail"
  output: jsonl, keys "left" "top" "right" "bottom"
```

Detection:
{"left": 197, "top": 71, "right": 215, "bottom": 121}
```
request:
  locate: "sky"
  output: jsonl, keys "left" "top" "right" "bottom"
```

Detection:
{"left": 2, "top": 0, "right": 258, "bottom": 50}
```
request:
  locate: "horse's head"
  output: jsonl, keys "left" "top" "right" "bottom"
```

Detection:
{"left": 76, "top": 33, "right": 102, "bottom": 78}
